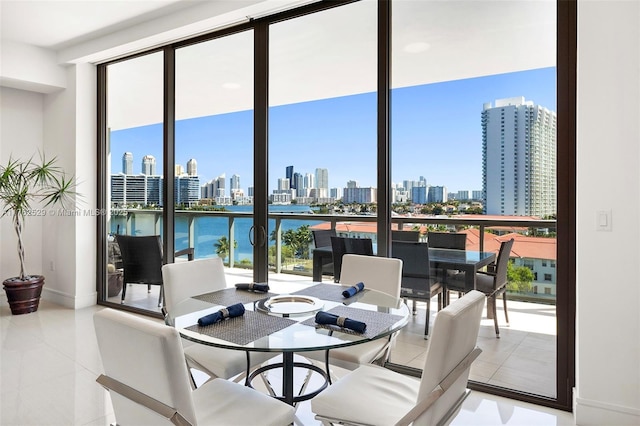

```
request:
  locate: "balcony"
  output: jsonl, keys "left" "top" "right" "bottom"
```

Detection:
{"left": 106, "top": 208, "right": 558, "bottom": 399}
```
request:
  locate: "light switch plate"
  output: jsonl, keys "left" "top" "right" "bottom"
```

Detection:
{"left": 596, "top": 210, "right": 612, "bottom": 232}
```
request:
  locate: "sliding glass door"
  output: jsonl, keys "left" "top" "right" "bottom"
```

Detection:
{"left": 267, "top": 0, "right": 378, "bottom": 279}
{"left": 104, "top": 51, "right": 165, "bottom": 312}
{"left": 389, "top": 0, "right": 561, "bottom": 402}
{"left": 175, "top": 30, "right": 254, "bottom": 274}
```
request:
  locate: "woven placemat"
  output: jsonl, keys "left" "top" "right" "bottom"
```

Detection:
{"left": 192, "top": 287, "right": 275, "bottom": 306}
{"left": 301, "top": 305, "right": 404, "bottom": 339}
{"left": 185, "top": 310, "right": 296, "bottom": 346}
{"left": 291, "top": 283, "right": 367, "bottom": 303}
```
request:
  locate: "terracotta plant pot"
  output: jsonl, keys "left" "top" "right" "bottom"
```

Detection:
{"left": 3, "top": 275, "right": 45, "bottom": 315}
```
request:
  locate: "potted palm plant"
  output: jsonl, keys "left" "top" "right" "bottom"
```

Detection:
{"left": 0, "top": 154, "right": 77, "bottom": 314}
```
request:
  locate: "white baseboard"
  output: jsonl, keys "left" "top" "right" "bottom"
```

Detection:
{"left": 575, "top": 396, "right": 640, "bottom": 425}
{"left": 42, "top": 287, "right": 97, "bottom": 309}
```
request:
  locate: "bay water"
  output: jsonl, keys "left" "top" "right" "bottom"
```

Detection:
{"left": 112, "top": 205, "right": 322, "bottom": 262}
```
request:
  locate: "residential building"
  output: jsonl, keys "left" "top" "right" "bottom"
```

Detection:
{"left": 428, "top": 185, "right": 447, "bottom": 203}
{"left": 304, "top": 173, "right": 315, "bottom": 191}
{"left": 343, "top": 186, "right": 376, "bottom": 204}
{"left": 457, "top": 190, "right": 471, "bottom": 200}
{"left": 141, "top": 154, "right": 156, "bottom": 176}
{"left": 175, "top": 175, "right": 200, "bottom": 206}
{"left": 482, "top": 97, "right": 557, "bottom": 217}
{"left": 286, "top": 165, "right": 294, "bottom": 188}
{"left": 186, "top": 158, "right": 197, "bottom": 176}
{"left": 122, "top": 151, "right": 133, "bottom": 174}
{"left": 201, "top": 174, "right": 226, "bottom": 199}
{"left": 330, "top": 187, "right": 343, "bottom": 200}
{"left": 411, "top": 186, "right": 427, "bottom": 204}
{"left": 295, "top": 174, "right": 306, "bottom": 197}
{"left": 315, "top": 168, "right": 329, "bottom": 198}
{"left": 292, "top": 172, "right": 301, "bottom": 190}
{"left": 230, "top": 174, "right": 241, "bottom": 191}
{"left": 110, "top": 174, "right": 161, "bottom": 206}
{"left": 277, "top": 177, "right": 290, "bottom": 191}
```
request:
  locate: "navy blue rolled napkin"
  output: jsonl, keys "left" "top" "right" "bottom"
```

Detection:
{"left": 235, "top": 282, "right": 270, "bottom": 292}
{"left": 342, "top": 282, "right": 365, "bottom": 298}
{"left": 198, "top": 303, "right": 245, "bottom": 326}
{"left": 315, "top": 311, "right": 367, "bottom": 333}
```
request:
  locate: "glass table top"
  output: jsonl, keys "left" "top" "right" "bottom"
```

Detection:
{"left": 166, "top": 281, "right": 410, "bottom": 353}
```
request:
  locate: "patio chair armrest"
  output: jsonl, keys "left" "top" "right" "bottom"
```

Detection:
{"left": 175, "top": 247, "right": 195, "bottom": 261}
{"left": 96, "top": 374, "right": 191, "bottom": 426}
{"left": 395, "top": 347, "right": 482, "bottom": 426}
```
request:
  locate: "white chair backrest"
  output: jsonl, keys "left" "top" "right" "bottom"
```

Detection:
{"left": 415, "top": 290, "right": 485, "bottom": 425}
{"left": 162, "top": 257, "right": 227, "bottom": 312}
{"left": 339, "top": 254, "right": 403, "bottom": 298}
{"left": 94, "top": 308, "right": 197, "bottom": 425}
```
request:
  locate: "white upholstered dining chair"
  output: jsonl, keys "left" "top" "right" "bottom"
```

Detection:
{"left": 305, "top": 254, "right": 403, "bottom": 373}
{"left": 311, "top": 290, "right": 485, "bottom": 426}
{"left": 161, "top": 257, "right": 274, "bottom": 385}
{"left": 94, "top": 308, "right": 294, "bottom": 426}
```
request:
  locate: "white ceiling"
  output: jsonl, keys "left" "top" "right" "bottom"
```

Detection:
{"left": 0, "top": 0, "right": 257, "bottom": 50}
{"left": 0, "top": 0, "right": 556, "bottom": 130}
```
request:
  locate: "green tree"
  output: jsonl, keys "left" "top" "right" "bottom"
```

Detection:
{"left": 270, "top": 225, "right": 313, "bottom": 259}
{"left": 268, "top": 244, "right": 295, "bottom": 265}
{"left": 214, "top": 236, "right": 237, "bottom": 259}
{"left": 507, "top": 262, "right": 534, "bottom": 293}
{"left": 465, "top": 206, "right": 483, "bottom": 214}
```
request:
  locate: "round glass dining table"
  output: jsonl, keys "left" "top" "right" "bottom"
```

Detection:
{"left": 165, "top": 280, "right": 410, "bottom": 405}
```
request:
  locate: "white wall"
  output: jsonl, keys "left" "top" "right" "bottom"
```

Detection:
{"left": 0, "top": 87, "right": 45, "bottom": 283}
{"left": 0, "top": 70, "right": 97, "bottom": 309}
{"left": 575, "top": 0, "right": 640, "bottom": 424}
{"left": 40, "top": 64, "right": 98, "bottom": 309}
{"left": 0, "top": 40, "right": 66, "bottom": 93}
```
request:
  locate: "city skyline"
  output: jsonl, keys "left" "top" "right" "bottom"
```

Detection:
{"left": 109, "top": 67, "right": 556, "bottom": 195}
{"left": 112, "top": 153, "right": 478, "bottom": 201}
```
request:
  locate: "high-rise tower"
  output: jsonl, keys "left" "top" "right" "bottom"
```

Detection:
{"left": 230, "top": 174, "right": 241, "bottom": 191}
{"left": 285, "top": 165, "right": 294, "bottom": 189}
{"left": 142, "top": 155, "right": 156, "bottom": 175}
{"left": 187, "top": 158, "right": 197, "bottom": 176}
{"left": 122, "top": 152, "right": 133, "bottom": 175}
{"left": 315, "top": 168, "right": 329, "bottom": 198}
{"left": 482, "top": 97, "right": 557, "bottom": 217}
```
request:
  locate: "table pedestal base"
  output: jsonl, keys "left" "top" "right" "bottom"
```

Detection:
{"left": 247, "top": 353, "right": 329, "bottom": 405}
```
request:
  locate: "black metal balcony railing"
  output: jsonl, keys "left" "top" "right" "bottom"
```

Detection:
{"left": 109, "top": 208, "right": 557, "bottom": 300}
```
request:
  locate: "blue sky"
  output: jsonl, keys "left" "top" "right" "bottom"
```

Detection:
{"left": 110, "top": 66, "right": 556, "bottom": 194}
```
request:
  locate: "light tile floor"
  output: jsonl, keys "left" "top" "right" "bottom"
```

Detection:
{"left": 3, "top": 268, "right": 571, "bottom": 426}
{"left": 0, "top": 298, "right": 574, "bottom": 425}
{"left": 108, "top": 269, "right": 558, "bottom": 398}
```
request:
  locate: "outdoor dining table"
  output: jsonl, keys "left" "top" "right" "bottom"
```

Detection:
{"left": 165, "top": 281, "right": 410, "bottom": 405}
{"left": 428, "top": 247, "right": 496, "bottom": 291}
{"left": 313, "top": 245, "right": 496, "bottom": 292}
